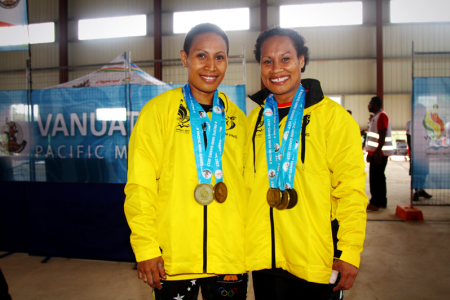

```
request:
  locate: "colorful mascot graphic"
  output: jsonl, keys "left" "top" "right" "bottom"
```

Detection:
{"left": 423, "top": 104, "right": 445, "bottom": 140}
{"left": 223, "top": 275, "right": 238, "bottom": 281}
{"left": 0, "top": 119, "right": 27, "bottom": 154}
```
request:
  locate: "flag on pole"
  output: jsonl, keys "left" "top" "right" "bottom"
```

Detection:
{"left": 0, "top": 0, "right": 29, "bottom": 52}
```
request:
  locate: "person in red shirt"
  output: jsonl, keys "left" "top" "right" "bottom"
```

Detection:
{"left": 366, "top": 96, "right": 392, "bottom": 211}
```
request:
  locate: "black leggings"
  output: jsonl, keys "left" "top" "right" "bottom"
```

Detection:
{"left": 252, "top": 270, "right": 343, "bottom": 300}
{"left": 154, "top": 273, "right": 248, "bottom": 300}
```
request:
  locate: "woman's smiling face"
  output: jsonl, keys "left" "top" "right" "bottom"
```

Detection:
{"left": 259, "top": 35, "right": 305, "bottom": 103}
{"left": 181, "top": 32, "right": 228, "bottom": 101}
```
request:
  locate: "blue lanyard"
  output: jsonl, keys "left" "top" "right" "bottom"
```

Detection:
{"left": 264, "top": 85, "right": 306, "bottom": 191}
{"left": 182, "top": 84, "right": 225, "bottom": 184}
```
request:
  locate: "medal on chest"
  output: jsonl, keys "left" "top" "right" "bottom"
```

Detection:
{"left": 183, "top": 84, "right": 228, "bottom": 205}
{"left": 264, "top": 86, "right": 306, "bottom": 210}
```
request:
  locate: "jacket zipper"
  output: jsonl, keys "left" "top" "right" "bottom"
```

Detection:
{"left": 270, "top": 207, "right": 276, "bottom": 268}
{"left": 202, "top": 122, "right": 208, "bottom": 273}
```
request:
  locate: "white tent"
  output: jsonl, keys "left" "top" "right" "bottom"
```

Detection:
{"left": 48, "top": 54, "right": 168, "bottom": 88}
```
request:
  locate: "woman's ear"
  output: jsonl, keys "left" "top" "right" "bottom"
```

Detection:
{"left": 299, "top": 55, "right": 305, "bottom": 69}
{"left": 180, "top": 50, "right": 188, "bottom": 67}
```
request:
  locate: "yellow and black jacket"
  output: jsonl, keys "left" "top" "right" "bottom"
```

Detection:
{"left": 244, "top": 79, "right": 367, "bottom": 284}
{"left": 125, "top": 87, "right": 249, "bottom": 280}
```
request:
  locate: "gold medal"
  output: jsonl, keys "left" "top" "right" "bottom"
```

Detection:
{"left": 286, "top": 189, "right": 298, "bottom": 209}
{"left": 267, "top": 188, "right": 282, "bottom": 208}
{"left": 194, "top": 183, "right": 214, "bottom": 205}
{"left": 214, "top": 182, "right": 228, "bottom": 203}
{"left": 276, "top": 190, "right": 290, "bottom": 210}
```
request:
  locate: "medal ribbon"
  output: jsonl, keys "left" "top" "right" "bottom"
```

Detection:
{"left": 182, "top": 84, "right": 225, "bottom": 185}
{"left": 264, "top": 85, "right": 306, "bottom": 191}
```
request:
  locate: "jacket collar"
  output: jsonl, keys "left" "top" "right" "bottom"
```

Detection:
{"left": 248, "top": 78, "right": 324, "bottom": 109}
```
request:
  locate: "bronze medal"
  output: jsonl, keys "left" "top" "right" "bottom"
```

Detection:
{"left": 194, "top": 183, "right": 214, "bottom": 205}
{"left": 214, "top": 182, "right": 228, "bottom": 203}
{"left": 276, "top": 190, "right": 290, "bottom": 210}
{"left": 267, "top": 188, "right": 282, "bottom": 208}
{"left": 286, "top": 189, "right": 298, "bottom": 209}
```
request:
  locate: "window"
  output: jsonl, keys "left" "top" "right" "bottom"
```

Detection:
{"left": 0, "top": 22, "right": 54, "bottom": 48}
{"left": 390, "top": 0, "right": 450, "bottom": 23}
{"left": 280, "top": 2, "right": 362, "bottom": 28}
{"left": 96, "top": 108, "right": 127, "bottom": 121}
{"left": 78, "top": 15, "right": 146, "bottom": 40}
{"left": 28, "top": 22, "right": 55, "bottom": 44}
{"left": 173, "top": 8, "right": 249, "bottom": 34}
{"left": 329, "top": 96, "right": 342, "bottom": 105}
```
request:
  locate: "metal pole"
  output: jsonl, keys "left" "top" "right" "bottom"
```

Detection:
{"left": 242, "top": 44, "right": 246, "bottom": 86}
{"left": 410, "top": 41, "right": 415, "bottom": 208}
{"left": 376, "top": 0, "right": 384, "bottom": 103}
{"left": 260, "top": 0, "right": 267, "bottom": 90}
{"left": 154, "top": 0, "right": 162, "bottom": 80}
{"left": 59, "top": 0, "right": 69, "bottom": 83}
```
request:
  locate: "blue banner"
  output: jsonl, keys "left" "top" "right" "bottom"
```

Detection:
{"left": 412, "top": 77, "right": 450, "bottom": 189}
{"left": 0, "top": 84, "right": 246, "bottom": 184}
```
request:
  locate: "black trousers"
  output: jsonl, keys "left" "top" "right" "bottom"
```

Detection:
{"left": 369, "top": 155, "right": 388, "bottom": 207}
{"left": 154, "top": 273, "right": 248, "bottom": 300}
{"left": 252, "top": 270, "right": 343, "bottom": 300}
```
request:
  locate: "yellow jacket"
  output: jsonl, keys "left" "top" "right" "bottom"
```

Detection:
{"left": 244, "top": 79, "right": 367, "bottom": 284}
{"left": 125, "top": 87, "right": 248, "bottom": 279}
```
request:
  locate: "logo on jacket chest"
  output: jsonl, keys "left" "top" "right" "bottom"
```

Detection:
{"left": 176, "top": 100, "right": 191, "bottom": 134}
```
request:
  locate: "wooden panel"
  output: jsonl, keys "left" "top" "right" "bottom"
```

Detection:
{"left": 384, "top": 23, "right": 450, "bottom": 57}
{"left": 28, "top": 0, "right": 58, "bottom": 23}
{"left": 69, "top": 37, "right": 153, "bottom": 65}
{"left": 303, "top": 59, "right": 376, "bottom": 95}
{"left": 68, "top": 0, "right": 152, "bottom": 19}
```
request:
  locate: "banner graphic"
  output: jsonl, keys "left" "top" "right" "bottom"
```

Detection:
{"left": 412, "top": 77, "right": 450, "bottom": 189}
{"left": 0, "top": 0, "right": 29, "bottom": 52}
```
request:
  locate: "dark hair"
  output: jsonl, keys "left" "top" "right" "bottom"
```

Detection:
{"left": 371, "top": 96, "right": 383, "bottom": 108}
{"left": 254, "top": 26, "right": 310, "bottom": 72}
{"left": 183, "top": 23, "right": 229, "bottom": 55}
{"left": 347, "top": 110, "right": 353, "bottom": 115}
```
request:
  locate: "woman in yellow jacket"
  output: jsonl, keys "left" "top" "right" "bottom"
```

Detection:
{"left": 125, "top": 23, "right": 249, "bottom": 300}
{"left": 244, "top": 27, "right": 367, "bottom": 299}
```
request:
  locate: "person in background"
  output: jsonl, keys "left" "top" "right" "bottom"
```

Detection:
{"left": 406, "top": 119, "right": 432, "bottom": 201}
{"left": 245, "top": 27, "right": 367, "bottom": 300}
{"left": 361, "top": 114, "right": 374, "bottom": 150}
{"left": 347, "top": 110, "right": 352, "bottom": 115}
{"left": 366, "top": 96, "right": 394, "bottom": 212}
{"left": 124, "top": 23, "right": 249, "bottom": 300}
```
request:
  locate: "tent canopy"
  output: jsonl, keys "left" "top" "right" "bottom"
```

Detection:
{"left": 48, "top": 54, "right": 168, "bottom": 88}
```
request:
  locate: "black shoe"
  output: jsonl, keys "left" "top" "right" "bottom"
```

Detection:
{"left": 417, "top": 190, "right": 432, "bottom": 199}
{"left": 413, "top": 192, "right": 420, "bottom": 201}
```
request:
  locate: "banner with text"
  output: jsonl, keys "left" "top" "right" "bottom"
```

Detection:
{"left": 0, "top": 84, "right": 246, "bottom": 183}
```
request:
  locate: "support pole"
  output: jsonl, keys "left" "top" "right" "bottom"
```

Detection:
{"left": 59, "top": 0, "right": 68, "bottom": 83}
{"left": 260, "top": 0, "right": 267, "bottom": 90}
{"left": 154, "top": 0, "right": 162, "bottom": 80}
{"left": 376, "top": 0, "right": 383, "bottom": 104}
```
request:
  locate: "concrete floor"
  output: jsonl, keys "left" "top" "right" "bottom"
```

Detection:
{"left": 1, "top": 159, "right": 450, "bottom": 300}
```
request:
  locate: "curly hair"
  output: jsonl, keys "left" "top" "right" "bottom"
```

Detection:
{"left": 183, "top": 23, "right": 229, "bottom": 55}
{"left": 254, "top": 26, "right": 310, "bottom": 72}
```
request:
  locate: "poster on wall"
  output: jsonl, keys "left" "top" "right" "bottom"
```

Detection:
{"left": 0, "top": 0, "right": 29, "bottom": 52}
{"left": 412, "top": 77, "right": 450, "bottom": 189}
